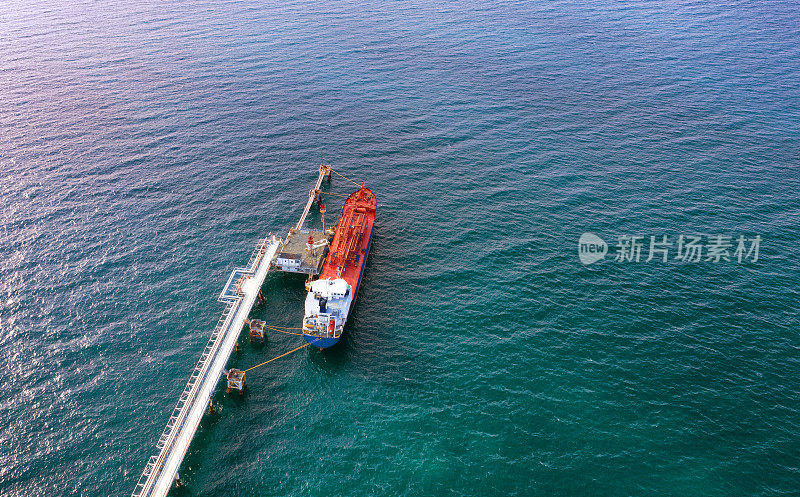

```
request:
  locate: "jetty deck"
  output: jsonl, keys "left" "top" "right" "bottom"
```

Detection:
{"left": 131, "top": 164, "right": 332, "bottom": 497}
{"left": 132, "top": 236, "right": 280, "bottom": 497}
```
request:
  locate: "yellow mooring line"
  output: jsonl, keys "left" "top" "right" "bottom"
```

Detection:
{"left": 263, "top": 325, "right": 304, "bottom": 336}
{"left": 243, "top": 342, "right": 311, "bottom": 373}
{"left": 320, "top": 190, "right": 352, "bottom": 198}
{"left": 330, "top": 167, "right": 363, "bottom": 188}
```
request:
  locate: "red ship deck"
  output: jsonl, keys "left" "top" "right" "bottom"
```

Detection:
{"left": 320, "top": 187, "right": 376, "bottom": 297}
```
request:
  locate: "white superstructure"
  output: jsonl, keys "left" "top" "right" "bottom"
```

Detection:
{"left": 303, "top": 278, "right": 352, "bottom": 338}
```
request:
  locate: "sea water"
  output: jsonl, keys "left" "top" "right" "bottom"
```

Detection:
{"left": 1, "top": 1, "right": 798, "bottom": 495}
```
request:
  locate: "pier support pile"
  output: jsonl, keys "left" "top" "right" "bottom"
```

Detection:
{"left": 226, "top": 369, "right": 246, "bottom": 395}
{"left": 248, "top": 319, "right": 267, "bottom": 344}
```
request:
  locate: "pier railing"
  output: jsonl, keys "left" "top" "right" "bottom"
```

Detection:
{"left": 132, "top": 164, "right": 331, "bottom": 497}
{"left": 131, "top": 236, "right": 281, "bottom": 497}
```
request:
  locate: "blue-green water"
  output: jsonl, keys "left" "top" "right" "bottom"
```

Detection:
{"left": 1, "top": 1, "right": 799, "bottom": 495}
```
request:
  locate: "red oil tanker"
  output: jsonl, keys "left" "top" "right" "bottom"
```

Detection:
{"left": 302, "top": 187, "right": 376, "bottom": 348}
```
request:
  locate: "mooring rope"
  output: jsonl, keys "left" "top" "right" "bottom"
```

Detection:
{"left": 264, "top": 325, "right": 304, "bottom": 336}
{"left": 263, "top": 324, "right": 304, "bottom": 330}
{"left": 330, "top": 168, "right": 363, "bottom": 188}
{"left": 243, "top": 342, "right": 311, "bottom": 372}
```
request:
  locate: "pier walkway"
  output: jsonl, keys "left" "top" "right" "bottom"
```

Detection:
{"left": 132, "top": 235, "right": 281, "bottom": 497}
{"left": 131, "top": 164, "right": 333, "bottom": 497}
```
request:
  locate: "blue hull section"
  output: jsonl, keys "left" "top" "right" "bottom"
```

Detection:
{"left": 303, "top": 334, "right": 340, "bottom": 349}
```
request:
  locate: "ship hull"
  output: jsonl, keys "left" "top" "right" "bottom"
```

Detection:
{"left": 303, "top": 187, "right": 376, "bottom": 349}
{"left": 303, "top": 335, "right": 341, "bottom": 348}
